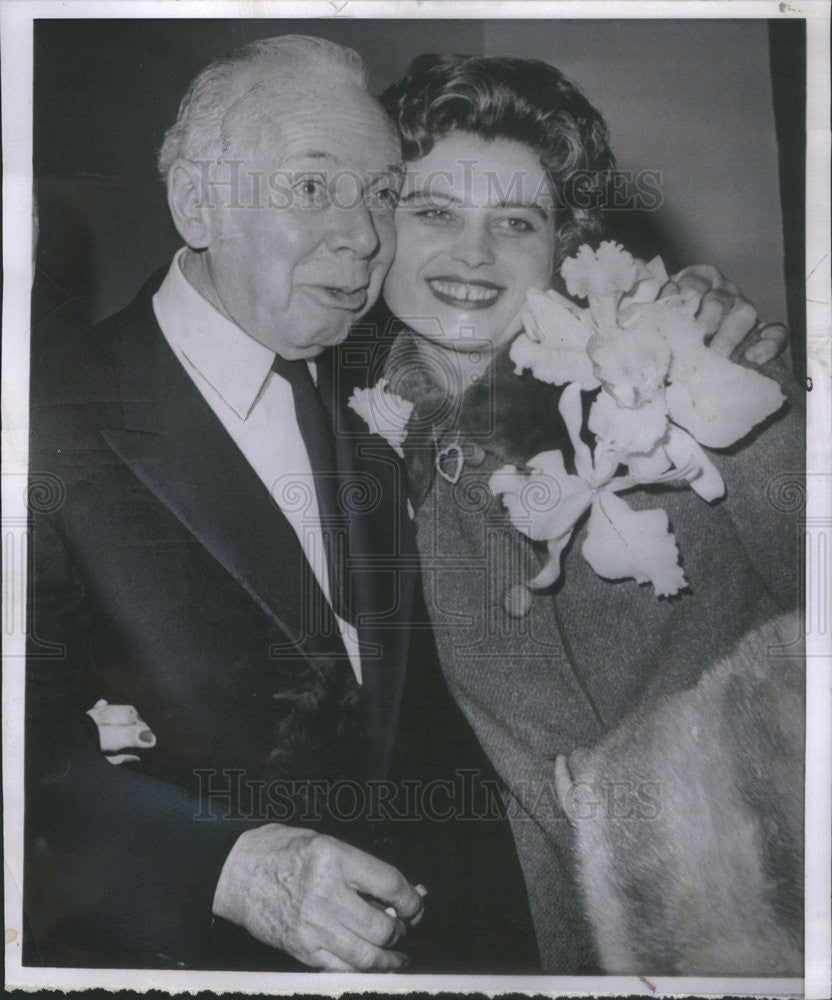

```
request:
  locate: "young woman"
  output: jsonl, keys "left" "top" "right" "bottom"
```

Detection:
{"left": 365, "top": 53, "right": 804, "bottom": 972}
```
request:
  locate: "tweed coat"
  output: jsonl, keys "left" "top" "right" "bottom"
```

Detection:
{"left": 381, "top": 326, "right": 804, "bottom": 971}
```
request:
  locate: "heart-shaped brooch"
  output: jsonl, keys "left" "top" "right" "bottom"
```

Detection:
{"left": 435, "top": 439, "right": 464, "bottom": 485}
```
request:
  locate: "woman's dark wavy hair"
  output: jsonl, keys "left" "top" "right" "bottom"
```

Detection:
{"left": 380, "top": 53, "right": 614, "bottom": 271}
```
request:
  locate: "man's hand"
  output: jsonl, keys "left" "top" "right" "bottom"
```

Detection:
{"left": 667, "top": 264, "right": 789, "bottom": 365}
{"left": 212, "top": 825, "right": 424, "bottom": 971}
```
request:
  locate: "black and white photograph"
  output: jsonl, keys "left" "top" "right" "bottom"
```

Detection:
{"left": 2, "top": 1, "right": 830, "bottom": 994}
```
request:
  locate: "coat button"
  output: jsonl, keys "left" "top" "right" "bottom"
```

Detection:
{"left": 503, "top": 583, "right": 533, "bottom": 618}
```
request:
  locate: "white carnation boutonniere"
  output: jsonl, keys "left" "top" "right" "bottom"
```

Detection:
{"left": 492, "top": 240, "right": 786, "bottom": 598}
{"left": 348, "top": 378, "right": 414, "bottom": 458}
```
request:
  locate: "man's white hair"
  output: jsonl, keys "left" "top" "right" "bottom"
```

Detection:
{"left": 158, "top": 35, "right": 368, "bottom": 177}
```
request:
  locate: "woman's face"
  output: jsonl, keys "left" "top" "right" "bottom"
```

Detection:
{"left": 383, "top": 132, "right": 556, "bottom": 355}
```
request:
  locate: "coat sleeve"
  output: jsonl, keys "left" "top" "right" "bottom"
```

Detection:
{"left": 24, "top": 507, "right": 264, "bottom": 968}
{"left": 710, "top": 356, "right": 806, "bottom": 612}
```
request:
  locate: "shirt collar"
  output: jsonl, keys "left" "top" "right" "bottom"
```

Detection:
{"left": 152, "top": 247, "right": 277, "bottom": 421}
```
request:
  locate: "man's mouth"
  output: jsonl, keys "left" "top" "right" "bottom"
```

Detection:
{"left": 313, "top": 285, "right": 369, "bottom": 310}
{"left": 427, "top": 277, "right": 504, "bottom": 309}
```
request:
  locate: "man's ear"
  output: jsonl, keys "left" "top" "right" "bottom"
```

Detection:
{"left": 167, "top": 159, "right": 212, "bottom": 249}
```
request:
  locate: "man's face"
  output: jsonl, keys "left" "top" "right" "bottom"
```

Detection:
{"left": 195, "top": 74, "right": 402, "bottom": 359}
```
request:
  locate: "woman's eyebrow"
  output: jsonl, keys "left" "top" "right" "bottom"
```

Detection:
{"left": 496, "top": 199, "right": 552, "bottom": 221}
{"left": 398, "top": 189, "right": 460, "bottom": 205}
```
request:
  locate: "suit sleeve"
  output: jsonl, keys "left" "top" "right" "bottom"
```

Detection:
{"left": 24, "top": 508, "right": 263, "bottom": 968}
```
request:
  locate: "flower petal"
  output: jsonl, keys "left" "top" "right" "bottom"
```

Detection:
{"left": 348, "top": 379, "right": 414, "bottom": 457}
{"left": 645, "top": 254, "right": 670, "bottom": 285}
{"left": 510, "top": 288, "right": 599, "bottom": 389}
{"left": 666, "top": 347, "right": 786, "bottom": 448}
{"left": 557, "top": 383, "right": 595, "bottom": 482}
{"left": 489, "top": 453, "right": 592, "bottom": 542}
{"left": 626, "top": 444, "right": 672, "bottom": 482}
{"left": 663, "top": 424, "right": 725, "bottom": 501}
{"left": 582, "top": 493, "right": 687, "bottom": 596}
{"left": 587, "top": 323, "right": 671, "bottom": 407}
{"left": 529, "top": 533, "right": 574, "bottom": 590}
{"left": 561, "top": 241, "right": 639, "bottom": 330}
{"left": 562, "top": 241, "right": 639, "bottom": 301}
{"left": 589, "top": 389, "right": 669, "bottom": 461}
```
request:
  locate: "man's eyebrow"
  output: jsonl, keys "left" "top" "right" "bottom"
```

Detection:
{"left": 283, "top": 150, "right": 337, "bottom": 165}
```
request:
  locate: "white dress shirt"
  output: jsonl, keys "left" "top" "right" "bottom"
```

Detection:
{"left": 153, "top": 247, "right": 362, "bottom": 682}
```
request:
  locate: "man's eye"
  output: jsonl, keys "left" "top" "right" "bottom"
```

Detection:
{"left": 414, "top": 207, "right": 453, "bottom": 223}
{"left": 367, "top": 187, "right": 399, "bottom": 211}
{"left": 293, "top": 175, "right": 328, "bottom": 208}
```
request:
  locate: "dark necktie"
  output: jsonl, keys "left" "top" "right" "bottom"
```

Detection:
{"left": 271, "top": 352, "right": 356, "bottom": 626}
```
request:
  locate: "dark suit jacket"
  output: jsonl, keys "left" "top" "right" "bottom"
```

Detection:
{"left": 24, "top": 269, "right": 538, "bottom": 972}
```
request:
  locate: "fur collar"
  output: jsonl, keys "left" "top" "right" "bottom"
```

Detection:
{"left": 383, "top": 328, "right": 588, "bottom": 506}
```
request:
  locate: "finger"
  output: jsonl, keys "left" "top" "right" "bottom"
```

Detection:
{"left": 335, "top": 893, "right": 405, "bottom": 948}
{"left": 696, "top": 289, "right": 732, "bottom": 338}
{"left": 758, "top": 321, "right": 788, "bottom": 354}
{"left": 675, "top": 272, "right": 711, "bottom": 304}
{"left": 674, "top": 263, "right": 724, "bottom": 288}
{"left": 658, "top": 279, "right": 680, "bottom": 300}
{"left": 409, "top": 884, "right": 427, "bottom": 926}
{"left": 308, "top": 948, "right": 359, "bottom": 972}
{"left": 320, "top": 921, "right": 408, "bottom": 971}
{"left": 709, "top": 298, "right": 758, "bottom": 357}
{"left": 745, "top": 340, "right": 776, "bottom": 366}
{"left": 674, "top": 263, "right": 742, "bottom": 298}
{"left": 340, "top": 850, "right": 423, "bottom": 923}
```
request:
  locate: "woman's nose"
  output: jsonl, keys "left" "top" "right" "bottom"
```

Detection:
{"left": 452, "top": 222, "right": 496, "bottom": 268}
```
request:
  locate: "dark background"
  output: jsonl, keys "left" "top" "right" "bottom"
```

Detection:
{"left": 33, "top": 18, "right": 806, "bottom": 376}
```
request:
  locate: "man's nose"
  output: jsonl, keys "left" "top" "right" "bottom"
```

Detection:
{"left": 326, "top": 201, "right": 380, "bottom": 258}
{"left": 452, "top": 221, "right": 496, "bottom": 268}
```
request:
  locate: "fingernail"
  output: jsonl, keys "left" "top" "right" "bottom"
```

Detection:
{"left": 139, "top": 729, "right": 154, "bottom": 743}
{"left": 415, "top": 883, "right": 428, "bottom": 897}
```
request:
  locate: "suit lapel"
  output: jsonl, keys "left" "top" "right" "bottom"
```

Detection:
{"left": 102, "top": 276, "right": 351, "bottom": 672}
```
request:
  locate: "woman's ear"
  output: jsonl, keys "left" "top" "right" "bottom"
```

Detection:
{"left": 167, "top": 159, "right": 212, "bottom": 249}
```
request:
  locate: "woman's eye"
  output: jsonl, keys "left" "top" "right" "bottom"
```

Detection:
{"left": 494, "top": 216, "right": 536, "bottom": 233}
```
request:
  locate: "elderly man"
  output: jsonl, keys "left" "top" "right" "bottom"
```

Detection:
{"left": 25, "top": 36, "right": 538, "bottom": 973}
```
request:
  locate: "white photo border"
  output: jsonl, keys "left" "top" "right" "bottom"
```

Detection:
{"left": 3, "top": 2, "right": 829, "bottom": 996}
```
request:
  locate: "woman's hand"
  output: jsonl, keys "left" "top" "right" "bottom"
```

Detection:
{"left": 86, "top": 699, "right": 156, "bottom": 764}
{"left": 667, "top": 264, "right": 789, "bottom": 365}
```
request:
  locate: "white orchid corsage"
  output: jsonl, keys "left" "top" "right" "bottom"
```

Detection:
{"left": 348, "top": 377, "right": 414, "bottom": 458}
{"left": 490, "top": 241, "right": 786, "bottom": 598}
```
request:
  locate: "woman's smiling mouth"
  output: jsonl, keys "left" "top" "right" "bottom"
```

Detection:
{"left": 427, "top": 277, "right": 504, "bottom": 309}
